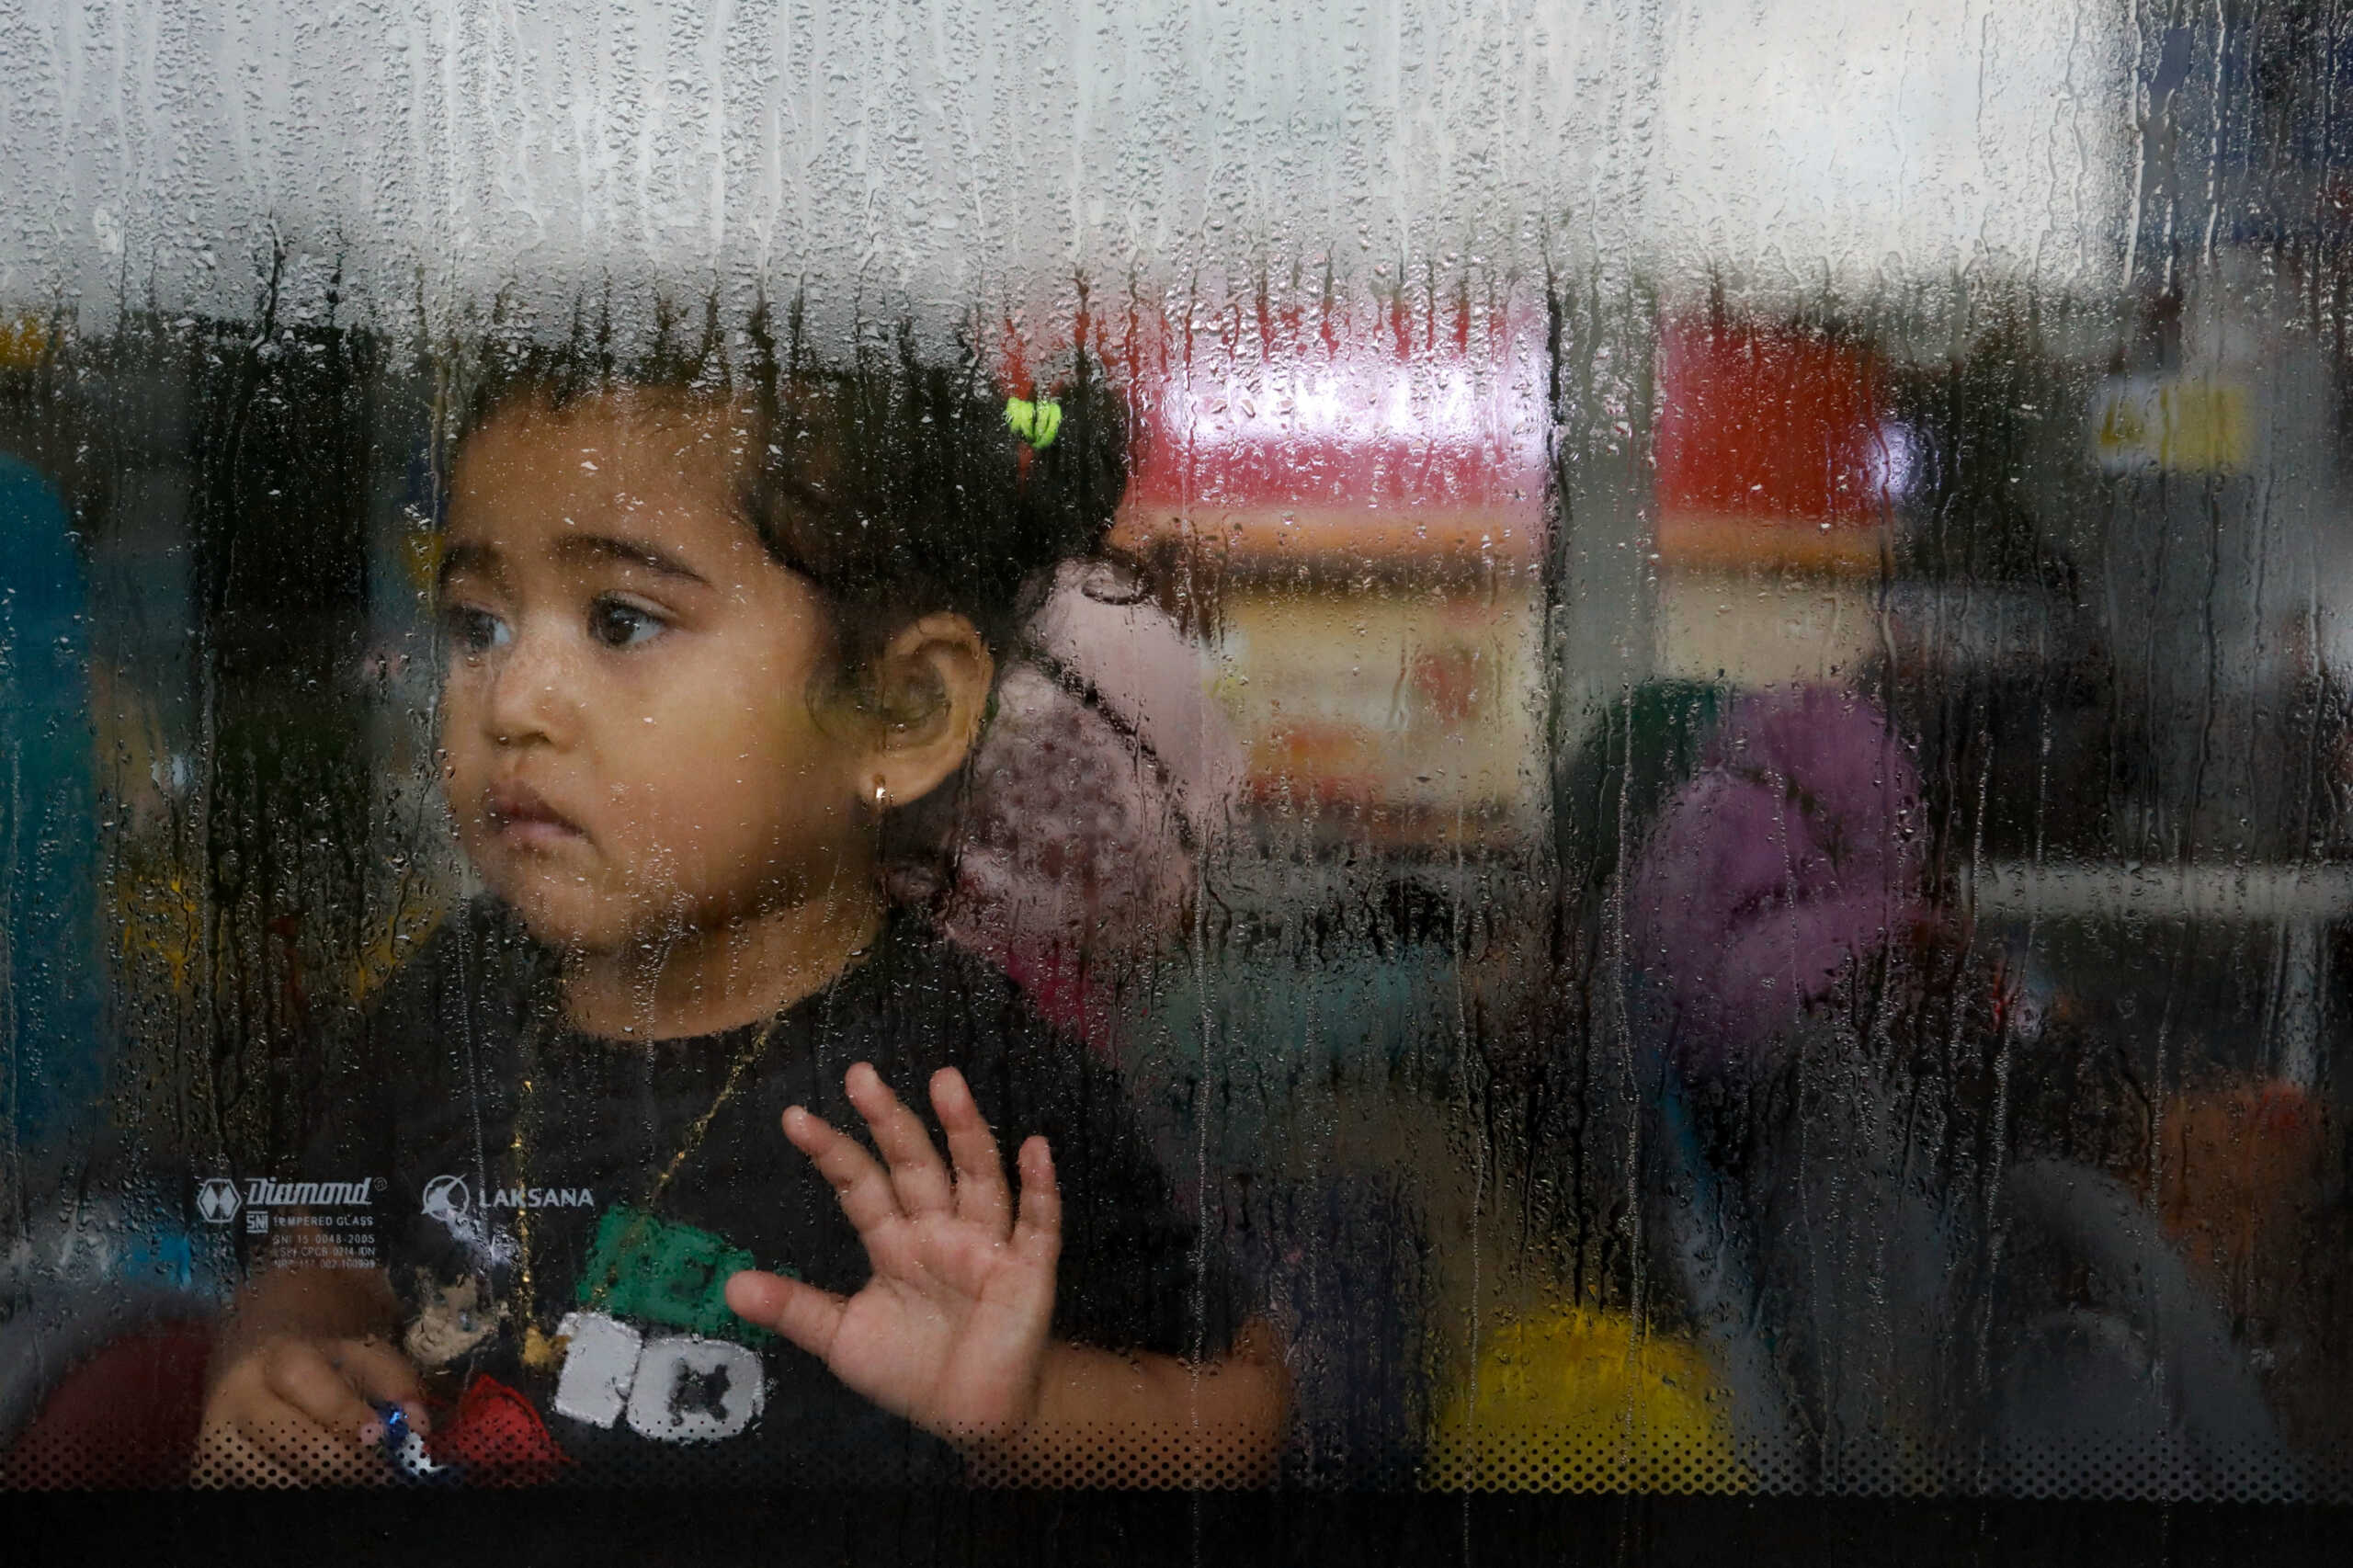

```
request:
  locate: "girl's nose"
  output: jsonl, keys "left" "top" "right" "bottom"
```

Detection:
{"left": 482, "top": 626, "right": 579, "bottom": 749}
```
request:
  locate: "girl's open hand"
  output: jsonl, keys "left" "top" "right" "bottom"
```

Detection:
{"left": 723, "top": 1062, "right": 1061, "bottom": 1445}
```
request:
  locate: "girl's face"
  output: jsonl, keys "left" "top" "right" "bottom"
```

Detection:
{"left": 437, "top": 392, "right": 870, "bottom": 953}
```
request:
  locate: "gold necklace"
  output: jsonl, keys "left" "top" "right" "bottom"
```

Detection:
{"left": 496, "top": 912, "right": 883, "bottom": 1372}
{"left": 509, "top": 1006, "right": 787, "bottom": 1373}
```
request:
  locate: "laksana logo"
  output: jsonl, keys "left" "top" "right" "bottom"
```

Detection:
{"left": 421, "top": 1174, "right": 471, "bottom": 1223}
{"left": 423, "top": 1175, "right": 595, "bottom": 1220}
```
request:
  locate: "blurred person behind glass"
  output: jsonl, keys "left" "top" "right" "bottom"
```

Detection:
{"left": 1435, "top": 680, "right": 2295, "bottom": 1494}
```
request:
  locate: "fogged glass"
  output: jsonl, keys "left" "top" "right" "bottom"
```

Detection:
{"left": 0, "top": 0, "right": 2345, "bottom": 1501}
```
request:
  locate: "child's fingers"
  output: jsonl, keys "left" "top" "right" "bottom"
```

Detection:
{"left": 201, "top": 1401, "right": 354, "bottom": 1488}
{"left": 844, "top": 1062, "right": 954, "bottom": 1218}
{"left": 930, "top": 1068, "right": 1011, "bottom": 1237}
{"left": 725, "top": 1267, "right": 848, "bottom": 1358}
{"left": 783, "top": 1103, "right": 903, "bottom": 1234}
{"left": 259, "top": 1339, "right": 397, "bottom": 1447}
{"left": 330, "top": 1337, "right": 430, "bottom": 1433}
{"left": 1009, "top": 1135, "right": 1062, "bottom": 1267}
{"left": 222, "top": 1382, "right": 380, "bottom": 1484}
{"left": 194, "top": 1421, "right": 306, "bottom": 1489}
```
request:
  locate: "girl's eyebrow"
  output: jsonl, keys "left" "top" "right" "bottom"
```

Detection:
{"left": 553, "top": 532, "right": 713, "bottom": 586}
{"left": 436, "top": 539, "right": 501, "bottom": 592}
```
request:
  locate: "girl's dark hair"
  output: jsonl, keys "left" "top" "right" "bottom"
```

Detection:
{"left": 449, "top": 296, "right": 1130, "bottom": 685}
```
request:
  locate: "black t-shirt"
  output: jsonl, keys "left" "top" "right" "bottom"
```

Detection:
{"left": 301, "top": 899, "right": 1238, "bottom": 1485}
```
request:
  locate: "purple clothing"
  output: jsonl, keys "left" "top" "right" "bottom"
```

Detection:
{"left": 1627, "top": 686, "right": 1926, "bottom": 1074}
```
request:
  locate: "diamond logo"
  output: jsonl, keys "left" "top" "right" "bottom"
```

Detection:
{"left": 196, "top": 1178, "right": 242, "bottom": 1225}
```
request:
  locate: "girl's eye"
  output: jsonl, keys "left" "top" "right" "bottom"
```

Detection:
{"left": 441, "top": 603, "right": 511, "bottom": 656}
{"left": 587, "top": 595, "right": 668, "bottom": 650}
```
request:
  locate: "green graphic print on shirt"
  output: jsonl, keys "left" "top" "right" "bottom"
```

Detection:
{"left": 550, "top": 1206, "right": 789, "bottom": 1444}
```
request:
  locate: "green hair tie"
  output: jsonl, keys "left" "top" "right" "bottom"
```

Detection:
{"left": 1005, "top": 395, "right": 1063, "bottom": 449}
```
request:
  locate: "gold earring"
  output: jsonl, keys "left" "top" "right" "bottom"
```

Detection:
{"left": 872, "top": 779, "right": 889, "bottom": 812}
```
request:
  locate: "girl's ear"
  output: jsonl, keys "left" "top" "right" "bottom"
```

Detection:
{"left": 858, "top": 612, "right": 994, "bottom": 807}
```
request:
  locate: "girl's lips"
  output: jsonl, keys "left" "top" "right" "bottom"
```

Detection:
{"left": 484, "top": 781, "right": 587, "bottom": 849}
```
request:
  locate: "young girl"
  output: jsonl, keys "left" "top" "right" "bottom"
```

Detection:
{"left": 193, "top": 317, "right": 1288, "bottom": 1487}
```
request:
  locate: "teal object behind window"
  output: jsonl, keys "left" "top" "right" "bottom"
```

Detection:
{"left": 1, "top": 450, "right": 100, "bottom": 1146}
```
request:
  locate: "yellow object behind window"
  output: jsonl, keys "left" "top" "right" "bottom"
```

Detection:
{"left": 1424, "top": 1310, "right": 1750, "bottom": 1493}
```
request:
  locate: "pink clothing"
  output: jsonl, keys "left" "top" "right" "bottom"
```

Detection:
{"left": 1628, "top": 686, "right": 1927, "bottom": 1074}
{"left": 927, "top": 563, "right": 1242, "bottom": 1051}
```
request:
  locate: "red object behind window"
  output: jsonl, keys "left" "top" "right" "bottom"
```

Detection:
{"left": 426, "top": 1371, "right": 568, "bottom": 1486}
{"left": 1654, "top": 316, "right": 1894, "bottom": 569}
{"left": 2, "top": 1322, "right": 214, "bottom": 1489}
